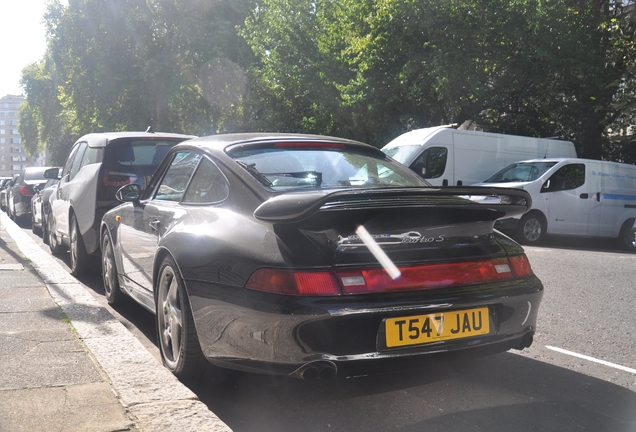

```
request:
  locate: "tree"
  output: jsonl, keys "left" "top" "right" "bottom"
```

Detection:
{"left": 20, "top": 0, "right": 255, "bottom": 161}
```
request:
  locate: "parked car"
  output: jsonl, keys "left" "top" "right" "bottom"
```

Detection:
{"left": 7, "top": 167, "right": 50, "bottom": 223}
{"left": 0, "top": 177, "right": 14, "bottom": 212}
{"left": 475, "top": 158, "right": 636, "bottom": 249}
{"left": 44, "top": 130, "right": 196, "bottom": 276}
{"left": 31, "top": 177, "right": 60, "bottom": 238}
{"left": 101, "top": 133, "right": 543, "bottom": 382}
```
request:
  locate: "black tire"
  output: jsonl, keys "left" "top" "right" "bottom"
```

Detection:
{"left": 47, "top": 210, "right": 64, "bottom": 255}
{"left": 31, "top": 212, "right": 41, "bottom": 236}
{"left": 517, "top": 212, "right": 546, "bottom": 245}
{"left": 41, "top": 211, "right": 50, "bottom": 245}
{"left": 155, "top": 255, "right": 208, "bottom": 381}
{"left": 617, "top": 219, "right": 636, "bottom": 252}
{"left": 69, "top": 213, "right": 89, "bottom": 276}
{"left": 101, "top": 230, "right": 126, "bottom": 305}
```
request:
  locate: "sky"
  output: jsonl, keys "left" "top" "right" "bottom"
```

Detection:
{"left": 0, "top": 0, "right": 49, "bottom": 97}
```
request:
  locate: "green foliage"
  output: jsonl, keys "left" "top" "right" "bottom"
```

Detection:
{"left": 20, "top": 0, "right": 255, "bottom": 161}
{"left": 19, "top": 0, "right": 636, "bottom": 160}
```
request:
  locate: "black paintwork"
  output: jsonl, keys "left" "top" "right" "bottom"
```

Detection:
{"left": 101, "top": 133, "right": 543, "bottom": 377}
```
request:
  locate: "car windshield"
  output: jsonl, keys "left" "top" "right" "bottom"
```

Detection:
{"left": 382, "top": 145, "right": 422, "bottom": 164}
{"left": 229, "top": 145, "right": 428, "bottom": 190}
{"left": 483, "top": 162, "right": 558, "bottom": 183}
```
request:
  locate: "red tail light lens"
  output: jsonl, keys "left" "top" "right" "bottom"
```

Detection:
{"left": 508, "top": 254, "right": 534, "bottom": 278}
{"left": 103, "top": 171, "right": 133, "bottom": 187}
{"left": 337, "top": 258, "right": 515, "bottom": 294}
{"left": 273, "top": 142, "right": 345, "bottom": 148}
{"left": 246, "top": 255, "right": 534, "bottom": 296}
{"left": 246, "top": 269, "right": 341, "bottom": 295}
{"left": 19, "top": 185, "right": 34, "bottom": 197}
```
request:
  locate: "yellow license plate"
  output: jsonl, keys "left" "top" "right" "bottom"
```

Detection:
{"left": 385, "top": 307, "right": 490, "bottom": 348}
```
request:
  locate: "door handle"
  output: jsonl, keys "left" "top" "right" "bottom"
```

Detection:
{"left": 596, "top": 192, "right": 601, "bottom": 202}
{"left": 579, "top": 193, "right": 589, "bottom": 199}
{"left": 149, "top": 220, "right": 160, "bottom": 231}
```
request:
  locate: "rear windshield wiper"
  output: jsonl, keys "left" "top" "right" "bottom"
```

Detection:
{"left": 236, "top": 160, "right": 273, "bottom": 186}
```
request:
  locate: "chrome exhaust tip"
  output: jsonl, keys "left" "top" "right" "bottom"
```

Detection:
{"left": 292, "top": 361, "right": 337, "bottom": 381}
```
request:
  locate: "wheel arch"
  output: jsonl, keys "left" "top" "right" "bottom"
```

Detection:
{"left": 614, "top": 213, "right": 636, "bottom": 237}
{"left": 100, "top": 222, "right": 124, "bottom": 278}
{"left": 152, "top": 248, "right": 188, "bottom": 298}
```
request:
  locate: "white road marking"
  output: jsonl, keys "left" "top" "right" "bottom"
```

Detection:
{"left": 546, "top": 345, "right": 636, "bottom": 374}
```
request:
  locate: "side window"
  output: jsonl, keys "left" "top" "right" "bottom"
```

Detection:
{"left": 154, "top": 151, "right": 202, "bottom": 202}
{"left": 68, "top": 142, "right": 88, "bottom": 181}
{"left": 183, "top": 157, "right": 229, "bottom": 204}
{"left": 61, "top": 144, "right": 81, "bottom": 179}
{"left": 542, "top": 164, "right": 585, "bottom": 192}
{"left": 80, "top": 146, "right": 102, "bottom": 168}
{"left": 409, "top": 147, "right": 447, "bottom": 179}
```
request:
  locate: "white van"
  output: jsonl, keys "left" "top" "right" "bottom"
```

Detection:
{"left": 475, "top": 158, "right": 636, "bottom": 250}
{"left": 382, "top": 125, "right": 577, "bottom": 186}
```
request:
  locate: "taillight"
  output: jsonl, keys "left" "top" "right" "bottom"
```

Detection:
{"left": 337, "top": 258, "right": 515, "bottom": 294}
{"left": 103, "top": 171, "right": 133, "bottom": 187}
{"left": 508, "top": 254, "right": 534, "bottom": 278}
{"left": 273, "top": 142, "right": 345, "bottom": 148}
{"left": 246, "top": 269, "right": 341, "bottom": 295}
{"left": 19, "top": 185, "right": 34, "bottom": 197}
{"left": 246, "top": 255, "right": 533, "bottom": 296}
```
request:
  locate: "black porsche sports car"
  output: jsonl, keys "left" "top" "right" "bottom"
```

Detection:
{"left": 100, "top": 133, "right": 543, "bottom": 381}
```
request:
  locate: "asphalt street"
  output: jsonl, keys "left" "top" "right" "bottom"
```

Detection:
{"left": 8, "top": 216, "right": 636, "bottom": 432}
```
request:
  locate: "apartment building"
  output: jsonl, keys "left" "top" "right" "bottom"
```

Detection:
{"left": 0, "top": 94, "right": 33, "bottom": 177}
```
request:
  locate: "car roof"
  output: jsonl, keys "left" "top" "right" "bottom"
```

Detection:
{"left": 76, "top": 131, "right": 197, "bottom": 148}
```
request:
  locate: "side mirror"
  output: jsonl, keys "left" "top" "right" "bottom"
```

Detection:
{"left": 44, "top": 167, "right": 61, "bottom": 180}
{"left": 115, "top": 184, "right": 142, "bottom": 202}
{"left": 541, "top": 179, "right": 551, "bottom": 192}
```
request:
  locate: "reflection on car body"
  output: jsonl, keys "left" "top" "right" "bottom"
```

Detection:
{"left": 100, "top": 133, "right": 543, "bottom": 382}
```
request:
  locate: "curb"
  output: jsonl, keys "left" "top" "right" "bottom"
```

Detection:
{"left": 0, "top": 212, "right": 231, "bottom": 432}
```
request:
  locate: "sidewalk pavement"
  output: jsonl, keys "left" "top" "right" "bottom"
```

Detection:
{"left": 0, "top": 211, "right": 231, "bottom": 432}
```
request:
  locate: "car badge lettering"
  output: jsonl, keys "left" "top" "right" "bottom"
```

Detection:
{"left": 337, "top": 231, "right": 445, "bottom": 248}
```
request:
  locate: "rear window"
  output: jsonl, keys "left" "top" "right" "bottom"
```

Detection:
{"left": 228, "top": 143, "right": 428, "bottom": 190}
{"left": 104, "top": 139, "right": 186, "bottom": 169}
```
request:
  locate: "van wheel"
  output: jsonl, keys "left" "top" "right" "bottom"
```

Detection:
{"left": 617, "top": 219, "right": 636, "bottom": 251}
{"left": 518, "top": 213, "right": 546, "bottom": 244}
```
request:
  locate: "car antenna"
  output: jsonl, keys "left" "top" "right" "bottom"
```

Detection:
{"left": 145, "top": 126, "right": 155, "bottom": 134}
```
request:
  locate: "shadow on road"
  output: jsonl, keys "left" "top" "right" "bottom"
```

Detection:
{"left": 192, "top": 352, "right": 635, "bottom": 432}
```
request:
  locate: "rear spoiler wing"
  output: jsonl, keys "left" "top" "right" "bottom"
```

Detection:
{"left": 254, "top": 187, "right": 531, "bottom": 223}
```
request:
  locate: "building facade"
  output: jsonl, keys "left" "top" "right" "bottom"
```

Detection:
{"left": 0, "top": 94, "right": 33, "bottom": 178}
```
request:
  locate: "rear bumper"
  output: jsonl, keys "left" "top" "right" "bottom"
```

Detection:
{"left": 188, "top": 276, "right": 543, "bottom": 377}
{"left": 14, "top": 199, "right": 33, "bottom": 218}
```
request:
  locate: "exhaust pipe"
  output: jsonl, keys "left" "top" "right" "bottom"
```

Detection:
{"left": 292, "top": 361, "right": 337, "bottom": 381}
{"left": 513, "top": 333, "right": 534, "bottom": 351}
